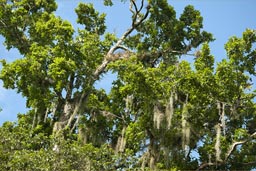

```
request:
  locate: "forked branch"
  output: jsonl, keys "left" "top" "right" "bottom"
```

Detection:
{"left": 93, "top": 0, "right": 150, "bottom": 78}
{"left": 225, "top": 131, "right": 256, "bottom": 161}
{"left": 197, "top": 131, "right": 256, "bottom": 171}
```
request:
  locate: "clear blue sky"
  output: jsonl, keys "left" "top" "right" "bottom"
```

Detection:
{"left": 0, "top": 0, "right": 256, "bottom": 124}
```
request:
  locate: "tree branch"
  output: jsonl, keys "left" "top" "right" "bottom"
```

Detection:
{"left": 93, "top": 2, "right": 150, "bottom": 79}
{"left": 197, "top": 131, "right": 256, "bottom": 170}
{"left": 225, "top": 131, "right": 256, "bottom": 161}
{"left": 129, "top": 0, "right": 136, "bottom": 16}
{"left": 66, "top": 89, "right": 90, "bottom": 130}
{"left": 65, "top": 3, "right": 151, "bottom": 131}
{"left": 101, "top": 111, "right": 124, "bottom": 120}
{"left": 240, "top": 161, "right": 256, "bottom": 166}
{"left": 65, "top": 74, "right": 75, "bottom": 101}
{"left": 130, "top": 0, "right": 144, "bottom": 27}
{"left": 116, "top": 45, "right": 131, "bottom": 52}
{"left": 70, "top": 115, "right": 80, "bottom": 133}
{"left": 196, "top": 162, "right": 214, "bottom": 171}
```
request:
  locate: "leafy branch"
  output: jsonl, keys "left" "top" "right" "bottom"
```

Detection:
{"left": 65, "top": 0, "right": 150, "bottom": 130}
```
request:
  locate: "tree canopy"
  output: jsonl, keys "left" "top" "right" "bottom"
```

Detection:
{"left": 0, "top": 0, "right": 256, "bottom": 170}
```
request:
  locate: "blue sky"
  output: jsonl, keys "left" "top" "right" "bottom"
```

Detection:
{"left": 0, "top": 0, "right": 256, "bottom": 124}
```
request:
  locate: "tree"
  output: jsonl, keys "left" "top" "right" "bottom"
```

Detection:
{"left": 0, "top": 0, "right": 256, "bottom": 170}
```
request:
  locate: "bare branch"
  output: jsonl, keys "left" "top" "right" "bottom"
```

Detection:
{"left": 70, "top": 115, "right": 80, "bottom": 133}
{"left": 130, "top": 0, "right": 144, "bottom": 16}
{"left": 101, "top": 111, "right": 124, "bottom": 120}
{"left": 225, "top": 131, "right": 256, "bottom": 161}
{"left": 116, "top": 45, "right": 132, "bottom": 52}
{"left": 130, "top": 0, "right": 137, "bottom": 14}
{"left": 0, "top": 19, "right": 7, "bottom": 28}
{"left": 138, "top": 0, "right": 144, "bottom": 13}
{"left": 132, "top": 0, "right": 145, "bottom": 27}
{"left": 65, "top": 90, "right": 90, "bottom": 131}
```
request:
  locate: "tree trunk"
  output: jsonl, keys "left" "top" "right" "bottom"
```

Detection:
{"left": 147, "top": 129, "right": 159, "bottom": 170}
{"left": 53, "top": 101, "right": 74, "bottom": 134}
{"left": 115, "top": 126, "right": 127, "bottom": 153}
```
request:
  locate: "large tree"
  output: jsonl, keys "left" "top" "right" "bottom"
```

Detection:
{"left": 0, "top": 0, "right": 256, "bottom": 170}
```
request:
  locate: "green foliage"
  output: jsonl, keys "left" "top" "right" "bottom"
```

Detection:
{"left": 225, "top": 28, "right": 256, "bottom": 75}
{"left": 0, "top": 118, "right": 121, "bottom": 171}
{"left": 195, "top": 43, "right": 214, "bottom": 71}
{"left": 0, "top": 0, "right": 57, "bottom": 54}
{"left": 75, "top": 3, "right": 106, "bottom": 35}
{"left": 0, "top": 0, "right": 256, "bottom": 170}
{"left": 104, "top": 0, "right": 113, "bottom": 6}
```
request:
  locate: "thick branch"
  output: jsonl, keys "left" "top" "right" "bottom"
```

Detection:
{"left": 225, "top": 131, "right": 256, "bottom": 161}
{"left": 66, "top": 90, "right": 89, "bottom": 129}
{"left": 65, "top": 74, "right": 75, "bottom": 101}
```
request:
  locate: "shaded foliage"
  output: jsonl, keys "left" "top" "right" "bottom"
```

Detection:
{"left": 0, "top": 0, "right": 256, "bottom": 170}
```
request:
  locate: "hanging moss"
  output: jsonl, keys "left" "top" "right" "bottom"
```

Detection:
{"left": 153, "top": 104, "right": 165, "bottom": 129}
{"left": 215, "top": 123, "right": 222, "bottom": 162}
{"left": 115, "top": 126, "right": 127, "bottom": 153}
{"left": 221, "top": 103, "right": 226, "bottom": 135}
{"left": 165, "top": 92, "right": 175, "bottom": 129}
{"left": 181, "top": 96, "right": 190, "bottom": 151}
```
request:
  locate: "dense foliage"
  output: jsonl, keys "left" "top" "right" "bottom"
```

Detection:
{"left": 0, "top": 0, "right": 256, "bottom": 170}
